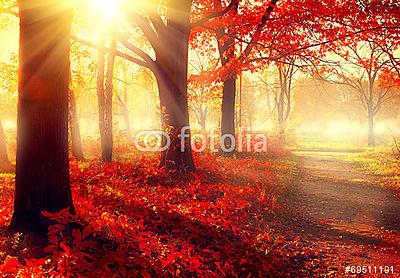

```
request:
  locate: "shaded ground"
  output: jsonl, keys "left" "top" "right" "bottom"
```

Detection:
{"left": 277, "top": 151, "right": 400, "bottom": 277}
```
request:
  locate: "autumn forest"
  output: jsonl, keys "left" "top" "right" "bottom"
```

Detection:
{"left": 0, "top": 0, "right": 399, "bottom": 276}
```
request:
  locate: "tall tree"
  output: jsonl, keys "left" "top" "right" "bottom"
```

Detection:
{"left": 213, "top": 0, "right": 238, "bottom": 156}
{"left": 104, "top": 40, "right": 116, "bottom": 161}
{"left": 216, "top": 24, "right": 237, "bottom": 156}
{"left": 96, "top": 34, "right": 107, "bottom": 160}
{"left": 317, "top": 41, "right": 394, "bottom": 146}
{"left": 68, "top": 90, "right": 84, "bottom": 160}
{"left": 276, "top": 59, "right": 297, "bottom": 134}
{"left": 193, "top": 0, "right": 278, "bottom": 155}
{"left": 97, "top": 36, "right": 116, "bottom": 162}
{"left": 260, "top": 57, "right": 298, "bottom": 136}
{"left": 117, "top": 62, "right": 134, "bottom": 142}
{"left": 119, "top": 0, "right": 196, "bottom": 170}
{"left": 155, "top": 0, "right": 194, "bottom": 170}
{"left": 116, "top": 88, "right": 133, "bottom": 142}
{"left": 11, "top": 0, "right": 74, "bottom": 231}
{"left": 0, "top": 121, "right": 13, "bottom": 172}
{"left": 188, "top": 50, "right": 219, "bottom": 131}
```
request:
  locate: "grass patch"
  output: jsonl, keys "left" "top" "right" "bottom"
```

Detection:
{"left": 290, "top": 134, "right": 368, "bottom": 153}
{"left": 346, "top": 147, "right": 400, "bottom": 192}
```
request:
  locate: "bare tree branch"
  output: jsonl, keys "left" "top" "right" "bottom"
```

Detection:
{"left": 71, "top": 35, "right": 154, "bottom": 71}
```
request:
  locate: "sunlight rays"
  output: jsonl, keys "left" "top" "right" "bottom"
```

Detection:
{"left": 88, "top": 0, "right": 120, "bottom": 21}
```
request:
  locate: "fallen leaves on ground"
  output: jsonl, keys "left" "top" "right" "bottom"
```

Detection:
{"left": 0, "top": 153, "right": 302, "bottom": 277}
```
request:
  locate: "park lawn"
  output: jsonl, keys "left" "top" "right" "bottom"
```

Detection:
{"left": 291, "top": 134, "right": 369, "bottom": 153}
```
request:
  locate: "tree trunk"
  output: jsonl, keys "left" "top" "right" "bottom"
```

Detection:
{"left": 97, "top": 36, "right": 115, "bottom": 162}
{"left": 97, "top": 33, "right": 106, "bottom": 160}
{"left": 195, "top": 107, "right": 207, "bottom": 131}
{"left": 121, "top": 77, "right": 132, "bottom": 142}
{"left": 199, "top": 109, "right": 207, "bottom": 131}
{"left": 155, "top": 0, "right": 195, "bottom": 171}
{"left": 221, "top": 78, "right": 236, "bottom": 156}
{"left": 265, "top": 88, "right": 274, "bottom": 123}
{"left": 0, "top": 121, "right": 13, "bottom": 172}
{"left": 277, "top": 68, "right": 287, "bottom": 137}
{"left": 217, "top": 23, "right": 237, "bottom": 156}
{"left": 11, "top": 0, "right": 74, "bottom": 231}
{"left": 277, "top": 89, "right": 285, "bottom": 131}
{"left": 121, "top": 96, "right": 133, "bottom": 142}
{"left": 368, "top": 112, "right": 375, "bottom": 146}
{"left": 103, "top": 40, "right": 116, "bottom": 162}
{"left": 69, "top": 90, "right": 84, "bottom": 160}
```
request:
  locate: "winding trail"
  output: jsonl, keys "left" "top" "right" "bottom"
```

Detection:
{"left": 279, "top": 151, "right": 400, "bottom": 276}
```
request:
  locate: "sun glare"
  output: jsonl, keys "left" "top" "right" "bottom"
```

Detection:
{"left": 88, "top": 0, "right": 120, "bottom": 21}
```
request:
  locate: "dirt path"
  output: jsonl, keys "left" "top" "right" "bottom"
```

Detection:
{"left": 278, "top": 151, "right": 400, "bottom": 277}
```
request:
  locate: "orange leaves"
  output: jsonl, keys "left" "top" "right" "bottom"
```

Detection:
{"left": 378, "top": 69, "right": 400, "bottom": 90}
{"left": 0, "top": 257, "right": 21, "bottom": 275}
{"left": 0, "top": 152, "right": 286, "bottom": 276}
{"left": 0, "top": 176, "right": 13, "bottom": 227}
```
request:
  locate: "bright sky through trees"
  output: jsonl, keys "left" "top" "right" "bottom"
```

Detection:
{"left": 88, "top": 0, "right": 120, "bottom": 21}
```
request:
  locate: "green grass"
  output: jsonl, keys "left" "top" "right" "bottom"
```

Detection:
{"left": 290, "top": 134, "right": 369, "bottom": 153}
{"left": 346, "top": 147, "right": 399, "bottom": 176}
{"left": 345, "top": 147, "right": 400, "bottom": 191}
